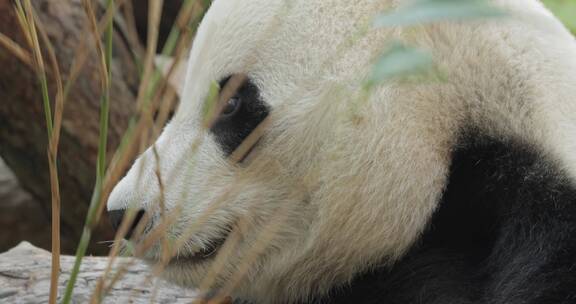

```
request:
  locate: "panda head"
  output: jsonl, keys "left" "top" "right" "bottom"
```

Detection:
{"left": 106, "top": 0, "right": 576, "bottom": 302}
{"left": 105, "top": 0, "right": 460, "bottom": 301}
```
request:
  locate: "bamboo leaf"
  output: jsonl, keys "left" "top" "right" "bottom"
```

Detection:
{"left": 542, "top": 0, "right": 576, "bottom": 33}
{"left": 374, "top": 0, "right": 504, "bottom": 28}
{"left": 368, "top": 43, "right": 433, "bottom": 85}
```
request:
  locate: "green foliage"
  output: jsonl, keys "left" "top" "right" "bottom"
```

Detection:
{"left": 373, "top": 0, "right": 504, "bottom": 28}
{"left": 542, "top": 0, "right": 576, "bottom": 33}
{"left": 367, "top": 42, "right": 433, "bottom": 86}
{"left": 369, "top": 0, "right": 503, "bottom": 85}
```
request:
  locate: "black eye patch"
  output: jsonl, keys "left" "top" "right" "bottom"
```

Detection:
{"left": 210, "top": 76, "right": 269, "bottom": 156}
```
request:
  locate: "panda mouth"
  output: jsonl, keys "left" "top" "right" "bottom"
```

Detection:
{"left": 170, "top": 226, "right": 233, "bottom": 264}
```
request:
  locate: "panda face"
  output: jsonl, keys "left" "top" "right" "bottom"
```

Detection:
{"left": 106, "top": 0, "right": 455, "bottom": 301}
{"left": 107, "top": 0, "right": 576, "bottom": 302}
{"left": 108, "top": 0, "right": 405, "bottom": 301}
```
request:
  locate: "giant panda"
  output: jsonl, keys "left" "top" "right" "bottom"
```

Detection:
{"left": 106, "top": 0, "right": 576, "bottom": 303}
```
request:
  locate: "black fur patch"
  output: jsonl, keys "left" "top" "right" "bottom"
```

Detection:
{"left": 305, "top": 132, "right": 576, "bottom": 304}
{"left": 210, "top": 77, "right": 269, "bottom": 156}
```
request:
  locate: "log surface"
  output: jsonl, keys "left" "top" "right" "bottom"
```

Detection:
{"left": 0, "top": 242, "right": 198, "bottom": 303}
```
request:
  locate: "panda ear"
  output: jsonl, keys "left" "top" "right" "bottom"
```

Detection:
{"left": 155, "top": 55, "right": 188, "bottom": 97}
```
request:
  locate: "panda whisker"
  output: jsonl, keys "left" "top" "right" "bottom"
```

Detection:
{"left": 97, "top": 240, "right": 119, "bottom": 249}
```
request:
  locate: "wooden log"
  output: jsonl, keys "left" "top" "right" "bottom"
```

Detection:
{"left": 0, "top": 242, "right": 199, "bottom": 303}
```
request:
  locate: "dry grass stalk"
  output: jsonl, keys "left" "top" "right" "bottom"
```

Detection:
{"left": 90, "top": 1, "right": 181, "bottom": 301}
{"left": 13, "top": 1, "right": 66, "bottom": 303}
{"left": 94, "top": 1, "right": 211, "bottom": 299}
{"left": 82, "top": 0, "right": 110, "bottom": 89}
{"left": 135, "top": 0, "right": 164, "bottom": 111}
{"left": 151, "top": 145, "right": 171, "bottom": 266}
{"left": 0, "top": 31, "right": 34, "bottom": 68}
{"left": 209, "top": 194, "right": 293, "bottom": 303}
{"left": 120, "top": 0, "right": 144, "bottom": 57}
{"left": 65, "top": 0, "right": 129, "bottom": 98}
{"left": 196, "top": 217, "right": 247, "bottom": 296}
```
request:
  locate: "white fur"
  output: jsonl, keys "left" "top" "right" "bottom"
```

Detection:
{"left": 107, "top": 0, "right": 576, "bottom": 302}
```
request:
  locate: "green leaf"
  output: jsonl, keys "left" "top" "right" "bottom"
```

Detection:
{"left": 374, "top": 0, "right": 505, "bottom": 28}
{"left": 542, "top": 0, "right": 576, "bottom": 34}
{"left": 368, "top": 43, "right": 433, "bottom": 85}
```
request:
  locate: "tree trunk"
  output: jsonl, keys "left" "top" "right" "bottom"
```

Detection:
{"left": 0, "top": 242, "right": 200, "bottom": 303}
{"left": 0, "top": 0, "right": 139, "bottom": 254}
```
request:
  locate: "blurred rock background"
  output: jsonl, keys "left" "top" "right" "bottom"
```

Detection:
{"left": 0, "top": 158, "right": 51, "bottom": 252}
{"left": 0, "top": 0, "right": 186, "bottom": 255}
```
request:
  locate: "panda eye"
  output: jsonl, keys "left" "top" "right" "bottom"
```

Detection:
{"left": 221, "top": 96, "right": 241, "bottom": 117}
{"left": 211, "top": 75, "right": 269, "bottom": 156}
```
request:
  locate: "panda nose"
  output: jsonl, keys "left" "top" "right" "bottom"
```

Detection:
{"left": 108, "top": 209, "right": 146, "bottom": 240}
